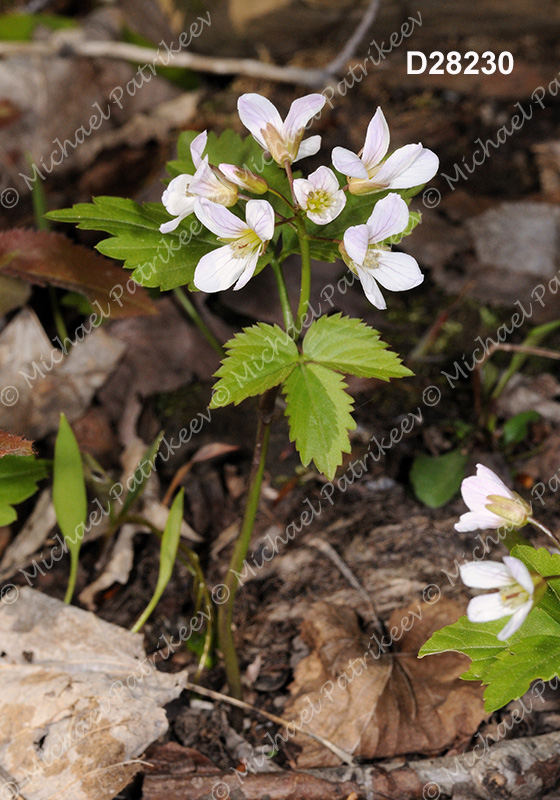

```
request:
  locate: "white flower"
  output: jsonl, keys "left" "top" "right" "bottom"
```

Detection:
{"left": 193, "top": 198, "right": 275, "bottom": 292}
{"left": 460, "top": 556, "right": 536, "bottom": 640}
{"left": 159, "top": 131, "right": 237, "bottom": 234}
{"left": 238, "top": 92, "right": 326, "bottom": 166}
{"left": 455, "top": 464, "right": 532, "bottom": 532}
{"left": 341, "top": 193, "right": 423, "bottom": 309}
{"left": 293, "top": 166, "right": 346, "bottom": 225}
{"left": 332, "top": 107, "right": 439, "bottom": 196}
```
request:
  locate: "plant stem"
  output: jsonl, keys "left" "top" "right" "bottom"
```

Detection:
{"left": 528, "top": 517, "right": 560, "bottom": 549}
{"left": 270, "top": 256, "right": 295, "bottom": 334}
{"left": 294, "top": 215, "right": 311, "bottom": 336}
{"left": 49, "top": 286, "right": 70, "bottom": 346}
{"left": 173, "top": 287, "right": 224, "bottom": 356}
{"left": 217, "top": 386, "right": 277, "bottom": 702}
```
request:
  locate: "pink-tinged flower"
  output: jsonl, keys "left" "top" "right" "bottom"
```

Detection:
{"left": 159, "top": 131, "right": 237, "bottom": 234}
{"left": 460, "top": 556, "right": 541, "bottom": 640}
{"left": 193, "top": 198, "right": 275, "bottom": 292}
{"left": 455, "top": 464, "right": 532, "bottom": 532}
{"left": 340, "top": 193, "right": 423, "bottom": 309}
{"left": 237, "top": 92, "right": 326, "bottom": 166}
{"left": 293, "top": 166, "right": 346, "bottom": 225}
{"left": 332, "top": 107, "right": 439, "bottom": 196}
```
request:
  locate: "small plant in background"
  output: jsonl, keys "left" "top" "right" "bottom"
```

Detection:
{"left": 48, "top": 91, "right": 439, "bottom": 700}
{"left": 421, "top": 463, "right": 560, "bottom": 712}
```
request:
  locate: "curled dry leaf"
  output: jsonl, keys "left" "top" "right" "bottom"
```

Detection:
{"left": 0, "top": 430, "right": 35, "bottom": 457}
{"left": 285, "top": 600, "right": 486, "bottom": 767}
{"left": 0, "top": 229, "right": 157, "bottom": 318}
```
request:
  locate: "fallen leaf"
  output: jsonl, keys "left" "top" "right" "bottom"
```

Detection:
{"left": 0, "top": 587, "right": 187, "bottom": 800}
{"left": 286, "top": 600, "right": 486, "bottom": 766}
{"left": 0, "top": 307, "right": 127, "bottom": 439}
{"left": 0, "top": 430, "right": 35, "bottom": 457}
{"left": 0, "top": 229, "right": 157, "bottom": 318}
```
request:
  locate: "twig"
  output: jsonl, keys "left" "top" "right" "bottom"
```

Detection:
{"left": 0, "top": 38, "right": 330, "bottom": 87}
{"left": 0, "top": 0, "right": 383, "bottom": 88}
{"left": 184, "top": 680, "right": 356, "bottom": 766}
{"left": 325, "top": 0, "right": 382, "bottom": 76}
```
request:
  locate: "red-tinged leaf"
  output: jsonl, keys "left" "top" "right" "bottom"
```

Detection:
{"left": 0, "top": 229, "right": 157, "bottom": 319}
{"left": 0, "top": 430, "right": 35, "bottom": 458}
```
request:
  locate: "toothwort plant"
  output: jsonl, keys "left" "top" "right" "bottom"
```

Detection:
{"left": 421, "top": 464, "right": 560, "bottom": 713}
{"left": 49, "top": 92, "right": 439, "bottom": 700}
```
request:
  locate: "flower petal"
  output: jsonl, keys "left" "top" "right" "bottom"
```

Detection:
{"left": 332, "top": 146, "right": 368, "bottom": 179}
{"left": 245, "top": 199, "right": 275, "bottom": 241}
{"left": 161, "top": 174, "right": 194, "bottom": 215}
{"left": 190, "top": 131, "right": 208, "bottom": 169}
{"left": 365, "top": 192, "right": 410, "bottom": 242}
{"left": 194, "top": 245, "right": 246, "bottom": 292}
{"left": 373, "top": 251, "right": 424, "bottom": 292}
{"left": 503, "top": 556, "right": 535, "bottom": 596}
{"left": 194, "top": 198, "right": 246, "bottom": 239}
{"left": 343, "top": 224, "right": 369, "bottom": 266}
{"left": 467, "top": 592, "right": 509, "bottom": 623}
{"left": 361, "top": 107, "right": 390, "bottom": 170}
{"left": 293, "top": 177, "right": 311, "bottom": 208}
{"left": 233, "top": 250, "right": 260, "bottom": 291}
{"left": 454, "top": 509, "right": 503, "bottom": 532}
{"left": 460, "top": 561, "right": 516, "bottom": 589}
{"left": 295, "top": 135, "right": 322, "bottom": 161}
{"left": 355, "top": 266, "right": 386, "bottom": 309}
{"left": 497, "top": 601, "right": 532, "bottom": 640}
{"left": 283, "top": 93, "right": 325, "bottom": 140}
{"left": 189, "top": 159, "right": 237, "bottom": 206}
{"left": 238, "top": 93, "right": 283, "bottom": 150}
{"left": 475, "top": 464, "right": 514, "bottom": 498}
{"left": 374, "top": 143, "right": 439, "bottom": 189}
{"left": 159, "top": 216, "right": 184, "bottom": 234}
{"left": 310, "top": 165, "right": 340, "bottom": 192}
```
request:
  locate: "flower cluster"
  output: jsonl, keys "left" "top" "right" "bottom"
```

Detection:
{"left": 456, "top": 464, "right": 541, "bottom": 640}
{"left": 159, "top": 93, "right": 438, "bottom": 306}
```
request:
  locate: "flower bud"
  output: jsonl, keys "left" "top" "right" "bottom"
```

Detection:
{"left": 218, "top": 164, "right": 268, "bottom": 194}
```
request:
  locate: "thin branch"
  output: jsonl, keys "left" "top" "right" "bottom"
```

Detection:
{"left": 325, "top": 0, "right": 382, "bottom": 76}
{"left": 0, "top": 0, "right": 383, "bottom": 88}
{"left": 0, "top": 38, "right": 329, "bottom": 87}
{"left": 184, "top": 681, "right": 356, "bottom": 766}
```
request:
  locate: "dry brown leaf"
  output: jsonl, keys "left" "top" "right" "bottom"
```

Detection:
{"left": 0, "top": 229, "right": 157, "bottom": 318}
{"left": 286, "top": 600, "right": 486, "bottom": 767}
{"left": 0, "top": 587, "right": 187, "bottom": 800}
{"left": 0, "top": 429, "right": 34, "bottom": 457}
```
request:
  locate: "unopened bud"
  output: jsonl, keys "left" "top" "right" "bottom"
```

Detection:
{"left": 485, "top": 493, "right": 531, "bottom": 528}
{"left": 219, "top": 164, "right": 268, "bottom": 194}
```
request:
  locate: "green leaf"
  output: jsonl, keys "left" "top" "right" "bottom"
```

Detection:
{"left": 283, "top": 363, "right": 356, "bottom": 479}
{"left": 53, "top": 414, "right": 87, "bottom": 604}
{"left": 410, "top": 449, "right": 468, "bottom": 508}
{"left": 482, "top": 636, "right": 560, "bottom": 712}
{"left": 131, "top": 490, "right": 184, "bottom": 632}
{"left": 302, "top": 314, "right": 413, "bottom": 380}
{"left": 0, "top": 13, "right": 76, "bottom": 41}
{"left": 47, "top": 197, "right": 219, "bottom": 291}
{"left": 210, "top": 323, "right": 299, "bottom": 408}
{"left": 0, "top": 455, "right": 48, "bottom": 526}
{"left": 502, "top": 411, "right": 540, "bottom": 446}
{"left": 512, "top": 545, "right": 560, "bottom": 625}
{"left": 419, "top": 615, "right": 507, "bottom": 681}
